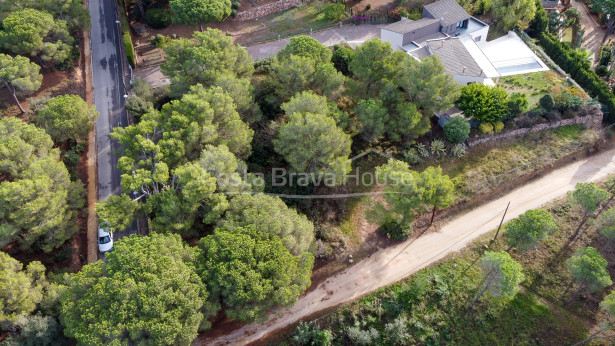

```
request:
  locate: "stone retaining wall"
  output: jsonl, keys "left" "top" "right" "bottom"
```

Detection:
{"left": 468, "top": 112, "right": 603, "bottom": 147}
{"left": 234, "top": 0, "right": 304, "bottom": 21}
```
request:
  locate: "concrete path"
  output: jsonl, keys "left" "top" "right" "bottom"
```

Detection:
{"left": 245, "top": 24, "right": 384, "bottom": 60}
{"left": 198, "top": 148, "right": 615, "bottom": 345}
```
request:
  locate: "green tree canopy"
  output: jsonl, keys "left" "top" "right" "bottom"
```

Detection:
{"left": 418, "top": 166, "right": 455, "bottom": 224}
{"left": 491, "top": 0, "right": 536, "bottom": 31}
{"left": 270, "top": 55, "right": 345, "bottom": 105}
{"left": 348, "top": 38, "right": 402, "bottom": 99}
{"left": 355, "top": 98, "right": 388, "bottom": 142}
{"left": 162, "top": 29, "right": 253, "bottom": 96}
{"left": 0, "top": 0, "right": 91, "bottom": 29}
{"left": 504, "top": 208, "right": 558, "bottom": 252}
{"left": 0, "top": 117, "right": 82, "bottom": 252}
{"left": 277, "top": 36, "right": 333, "bottom": 65}
{"left": 274, "top": 112, "right": 352, "bottom": 186}
{"left": 597, "top": 207, "right": 615, "bottom": 250}
{"left": 591, "top": 0, "right": 615, "bottom": 40}
{"left": 281, "top": 90, "right": 330, "bottom": 117}
{"left": 443, "top": 116, "right": 470, "bottom": 143}
{"left": 170, "top": 0, "right": 231, "bottom": 31}
{"left": 197, "top": 225, "right": 313, "bottom": 322}
{"left": 0, "top": 9, "right": 73, "bottom": 66}
{"left": 0, "top": 252, "right": 46, "bottom": 323}
{"left": 457, "top": 83, "right": 509, "bottom": 123}
{"left": 331, "top": 45, "right": 355, "bottom": 76}
{"left": 469, "top": 251, "right": 525, "bottom": 309}
{"left": 566, "top": 247, "right": 612, "bottom": 300}
{"left": 506, "top": 92, "right": 529, "bottom": 119}
{"left": 35, "top": 95, "right": 98, "bottom": 143}
{"left": 60, "top": 233, "right": 214, "bottom": 345}
{"left": 0, "top": 54, "right": 42, "bottom": 113}
{"left": 568, "top": 182, "right": 610, "bottom": 240}
{"left": 218, "top": 193, "right": 315, "bottom": 257}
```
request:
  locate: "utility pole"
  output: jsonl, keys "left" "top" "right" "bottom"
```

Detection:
{"left": 492, "top": 202, "right": 510, "bottom": 242}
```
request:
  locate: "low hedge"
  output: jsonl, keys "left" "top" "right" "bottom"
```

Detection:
{"left": 535, "top": 32, "right": 615, "bottom": 122}
{"left": 123, "top": 31, "right": 135, "bottom": 68}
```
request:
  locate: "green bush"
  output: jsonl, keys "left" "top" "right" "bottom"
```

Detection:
{"left": 324, "top": 3, "right": 346, "bottom": 21}
{"left": 332, "top": 45, "right": 355, "bottom": 76}
{"left": 145, "top": 8, "right": 171, "bottom": 29}
{"left": 536, "top": 32, "right": 615, "bottom": 122}
{"left": 123, "top": 31, "right": 135, "bottom": 68}
{"left": 231, "top": 0, "right": 241, "bottom": 9}
{"left": 380, "top": 218, "right": 413, "bottom": 240}
{"left": 539, "top": 94, "right": 554, "bottom": 110}
{"left": 479, "top": 122, "right": 494, "bottom": 134}
{"left": 493, "top": 121, "right": 505, "bottom": 133}
{"left": 596, "top": 65, "right": 609, "bottom": 77}
{"left": 443, "top": 117, "right": 470, "bottom": 143}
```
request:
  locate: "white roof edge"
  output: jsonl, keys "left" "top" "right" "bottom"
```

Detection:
{"left": 459, "top": 35, "right": 500, "bottom": 78}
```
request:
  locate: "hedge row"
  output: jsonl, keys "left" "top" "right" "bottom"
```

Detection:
{"left": 536, "top": 32, "right": 615, "bottom": 122}
{"left": 123, "top": 31, "right": 136, "bottom": 68}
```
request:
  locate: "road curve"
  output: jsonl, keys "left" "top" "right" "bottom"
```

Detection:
{"left": 198, "top": 148, "right": 615, "bottom": 345}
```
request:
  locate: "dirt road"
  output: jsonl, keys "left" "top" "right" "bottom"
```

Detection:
{"left": 198, "top": 147, "right": 615, "bottom": 345}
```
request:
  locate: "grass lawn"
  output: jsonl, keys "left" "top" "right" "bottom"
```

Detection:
{"left": 283, "top": 177, "right": 615, "bottom": 345}
{"left": 499, "top": 71, "right": 576, "bottom": 107}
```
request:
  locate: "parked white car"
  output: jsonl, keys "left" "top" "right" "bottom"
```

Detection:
{"left": 98, "top": 226, "right": 113, "bottom": 253}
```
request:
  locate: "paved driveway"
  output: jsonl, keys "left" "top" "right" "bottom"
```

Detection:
{"left": 245, "top": 24, "right": 384, "bottom": 60}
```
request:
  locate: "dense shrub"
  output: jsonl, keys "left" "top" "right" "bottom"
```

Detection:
{"left": 145, "top": 8, "right": 171, "bottom": 29}
{"left": 515, "top": 115, "right": 534, "bottom": 128}
{"left": 493, "top": 121, "right": 504, "bottom": 133}
{"left": 539, "top": 94, "right": 554, "bottom": 110}
{"left": 324, "top": 3, "right": 346, "bottom": 21}
{"left": 545, "top": 110, "right": 562, "bottom": 122}
{"left": 479, "top": 122, "right": 494, "bottom": 134}
{"left": 123, "top": 31, "right": 135, "bottom": 68}
{"left": 380, "top": 218, "right": 413, "bottom": 240}
{"left": 596, "top": 65, "right": 609, "bottom": 77}
{"left": 536, "top": 32, "right": 615, "bottom": 122}
{"left": 555, "top": 92, "right": 583, "bottom": 111}
{"left": 332, "top": 45, "right": 355, "bottom": 76}
{"left": 443, "top": 116, "right": 470, "bottom": 143}
{"left": 506, "top": 92, "right": 529, "bottom": 119}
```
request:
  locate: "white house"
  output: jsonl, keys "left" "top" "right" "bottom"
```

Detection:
{"left": 381, "top": 0, "right": 548, "bottom": 85}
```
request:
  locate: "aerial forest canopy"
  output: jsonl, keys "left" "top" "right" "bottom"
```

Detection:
{"left": 0, "top": 117, "right": 83, "bottom": 252}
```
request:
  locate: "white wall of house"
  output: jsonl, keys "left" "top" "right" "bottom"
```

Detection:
{"left": 453, "top": 74, "right": 494, "bottom": 86}
{"left": 468, "top": 25, "right": 489, "bottom": 45}
{"left": 381, "top": 29, "right": 403, "bottom": 51}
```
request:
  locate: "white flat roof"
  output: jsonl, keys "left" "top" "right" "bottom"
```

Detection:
{"left": 479, "top": 31, "right": 549, "bottom": 76}
{"left": 459, "top": 35, "right": 500, "bottom": 78}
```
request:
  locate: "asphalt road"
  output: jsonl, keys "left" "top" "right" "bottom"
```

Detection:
{"left": 89, "top": 0, "right": 137, "bottom": 253}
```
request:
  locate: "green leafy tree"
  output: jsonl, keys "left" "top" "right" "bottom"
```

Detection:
{"left": 349, "top": 38, "right": 403, "bottom": 99}
{"left": 34, "top": 95, "right": 98, "bottom": 143}
{"left": 355, "top": 98, "right": 388, "bottom": 142}
{"left": 170, "top": 0, "right": 231, "bottom": 31}
{"left": 506, "top": 92, "right": 529, "bottom": 119}
{"left": 162, "top": 29, "right": 253, "bottom": 96}
{"left": 281, "top": 90, "right": 330, "bottom": 116}
{"left": 457, "top": 83, "right": 508, "bottom": 123}
{"left": 568, "top": 182, "right": 610, "bottom": 240}
{"left": 590, "top": 0, "right": 615, "bottom": 42}
{"left": 443, "top": 116, "right": 470, "bottom": 143}
{"left": 324, "top": 3, "right": 346, "bottom": 21}
{"left": 572, "top": 290, "right": 615, "bottom": 345}
{"left": 0, "top": 252, "right": 46, "bottom": 323}
{"left": 218, "top": 193, "right": 315, "bottom": 257}
{"left": 0, "top": 54, "right": 42, "bottom": 113}
{"left": 197, "top": 225, "right": 314, "bottom": 322}
{"left": 6, "top": 313, "right": 67, "bottom": 346}
{"left": 60, "top": 233, "right": 214, "bottom": 345}
{"left": 491, "top": 0, "right": 536, "bottom": 31}
{"left": 0, "top": 117, "right": 81, "bottom": 252}
{"left": 277, "top": 36, "right": 333, "bottom": 65}
{"left": 331, "top": 45, "right": 355, "bottom": 76}
{"left": 597, "top": 207, "right": 615, "bottom": 252}
{"left": 504, "top": 209, "right": 558, "bottom": 252}
{"left": 274, "top": 112, "right": 352, "bottom": 185}
{"left": 270, "top": 55, "right": 345, "bottom": 104}
{"left": 527, "top": 0, "right": 548, "bottom": 37}
{"left": 215, "top": 75, "right": 262, "bottom": 124}
{"left": 0, "top": 0, "right": 91, "bottom": 29}
{"left": 0, "top": 9, "right": 73, "bottom": 66}
{"left": 418, "top": 166, "right": 454, "bottom": 225}
{"left": 539, "top": 94, "right": 555, "bottom": 110}
{"left": 469, "top": 251, "right": 525, "bottom": 309}
{"left": 566, "top": 247, "right": 612, "bottom": 301}
{"left": 368, "top": 159, "right": 424, "bottom": 237}
{"left": 95, "top": 195, "right": 139, "bottom": 231}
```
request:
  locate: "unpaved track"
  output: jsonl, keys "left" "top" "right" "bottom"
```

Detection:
{"left": 199, "top": 148, "right": 615, "bottom": 345}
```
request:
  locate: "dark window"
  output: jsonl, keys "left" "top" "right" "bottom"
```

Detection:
{"left": 475, "top": 35, "right": 481, "bottom": 42}
{"left": 99, "top": 236, "right": 111, "bottom": 244}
